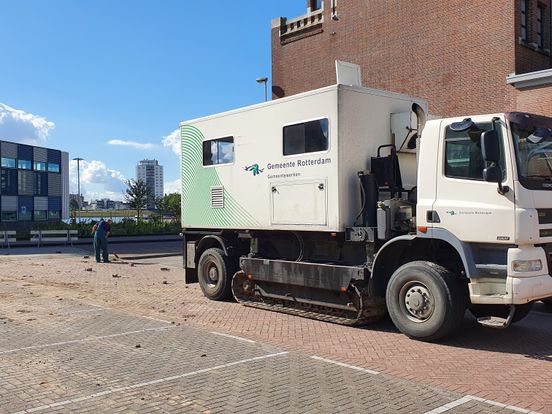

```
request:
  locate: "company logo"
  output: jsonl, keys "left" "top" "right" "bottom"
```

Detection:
{"left": 244, "top": 164, "right": 264, "bottom": 176}
{"left": 446, "top": 210, "right": 457, "bottom": 216}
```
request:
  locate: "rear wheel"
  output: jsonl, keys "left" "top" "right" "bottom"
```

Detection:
{"left": 197, "top": 248, "right": 235, "bottom": 300}
{"left": 543, "top": 298, "right": 552, "bottom": 308}
{"left": 469, "top": 303, "right": 533, "bottom": 324}
{"left": 386, "top": 261, "right": 466, "bottom": 341}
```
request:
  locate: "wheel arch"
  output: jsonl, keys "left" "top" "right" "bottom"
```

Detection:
{"left": 195, "top": 235, "right": 229, "bottom": 264}
{"left": 370, "top": 231, "right": 474, "bottom": 297}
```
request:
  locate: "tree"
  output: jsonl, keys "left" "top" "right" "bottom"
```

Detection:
{"left": 69, "top": 199, "right": 79, "bottom": 222}
{"left": 156, "top": 193, "right": 181, "bottom": 221}
{"left": 69, "top": 198, "right": 79, "bottom": 212}
{"left": 124, "top": 179, "right": 152, "bottom": 219}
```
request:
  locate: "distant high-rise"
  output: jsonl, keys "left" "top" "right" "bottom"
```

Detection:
{"left": 136, "top": 159, "right": 164, "bottom": 202}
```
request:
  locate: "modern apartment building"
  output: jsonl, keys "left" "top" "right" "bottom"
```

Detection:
{"left": 271, "top": 0, "right": 552, "bottom": 118}
{"left": 0, "top": 140, "right": 69, "bottom": 223}
{"left": 136, "top": 159, "right": 164, "bottom": 200}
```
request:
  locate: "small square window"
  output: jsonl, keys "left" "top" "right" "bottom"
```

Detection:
{"left": 18, "top": 159, "right": 32, "bottom": 170}
{"left": 1, "top": 211, "right": 17, "bottom": 222}
{"left": 34, "top": 210, "right": 48, "bottom": 220}
{"left": 34, "top": 161, "right": 47, "bottom": 171}
{"left": 202, "top": 137, "right": 234, "bottom": 166}
{"left": 283, "top": 118, "right": 329, "bottom": 156}
{"left": 48, "top": 163, "right": 60, "bottom": 173}
{"left": 1, "top": 158, "right": 16, "bottom": 168}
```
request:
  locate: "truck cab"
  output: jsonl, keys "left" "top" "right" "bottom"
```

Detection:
{"left": 416, "top": 112, "right": 552, "bottom": 307}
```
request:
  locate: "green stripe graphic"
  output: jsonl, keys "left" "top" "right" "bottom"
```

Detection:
{"left": 181, "top": 125, "right": 260, "bottom": 228}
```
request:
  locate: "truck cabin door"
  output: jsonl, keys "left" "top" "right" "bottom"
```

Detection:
{"left": 432, "top": 118, "right": 515, "bottom": 244}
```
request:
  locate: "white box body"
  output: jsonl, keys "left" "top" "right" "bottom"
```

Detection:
{"left": 180, "top": 84, "right": 427, "bottom": 232}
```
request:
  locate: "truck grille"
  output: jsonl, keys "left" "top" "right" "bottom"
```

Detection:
{"left": 543, "top": 244, "right": 552, "bottom": 274}
{"left": 538, "top": 209, "right": 552, "bottom": 224}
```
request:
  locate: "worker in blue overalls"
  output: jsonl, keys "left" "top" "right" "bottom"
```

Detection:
{"left": 92, "top": 218, "right": 113, "bottom": 263}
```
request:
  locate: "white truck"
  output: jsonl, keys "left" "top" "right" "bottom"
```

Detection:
{"left": 179, "top": 81, "right": 552, "bottom": 341}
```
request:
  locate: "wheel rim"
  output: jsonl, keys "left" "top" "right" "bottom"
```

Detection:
{"left": 399, "top": 280, "right": 435, "bottom": 323}
{"left": 203, "top": 260, "right": 219, "bottom": 288}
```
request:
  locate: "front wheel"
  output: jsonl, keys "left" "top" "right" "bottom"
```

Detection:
{"left": 386, "top": 261, "right": 466, "bottom": 342}
{"left": 197, "top": 248, "right": 235, "bottom": 301}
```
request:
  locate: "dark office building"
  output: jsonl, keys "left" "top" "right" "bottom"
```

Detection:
{"left": 0, "top": 140, "right": 69, "bottom": 223}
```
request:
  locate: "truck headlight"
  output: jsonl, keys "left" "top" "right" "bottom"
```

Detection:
{"left": 512, "top": 259, "right": 543, "bottom": 272}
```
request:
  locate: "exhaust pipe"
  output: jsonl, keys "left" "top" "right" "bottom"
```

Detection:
{"left": 412, "top": 103, "right": 426, "bottom": 138}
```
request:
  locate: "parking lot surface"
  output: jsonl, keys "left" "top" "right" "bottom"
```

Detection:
{"left": 0, "top": 249, "right": 550, "bottom": 413}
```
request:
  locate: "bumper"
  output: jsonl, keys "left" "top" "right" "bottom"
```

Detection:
{"left": 509, "top": 274, "right": 552, "bottom": 304}
{"left": 470, "top": 273, "right": 552, "bottom": 305}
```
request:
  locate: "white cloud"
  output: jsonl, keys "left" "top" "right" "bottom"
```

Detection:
{"left": 70, "top": 159, "right": 127, "bottom": 201}
{"left": 107, "top": 139, "right": 156, "bottom": 150}
{"left": 162, "top": 129, "right": 181, "bottom": 157}
{"left": 164, "top": 178, "right": 181, "bottom": 194}
{"left": 0, "top": 103, "right": 55, "bottom": 145}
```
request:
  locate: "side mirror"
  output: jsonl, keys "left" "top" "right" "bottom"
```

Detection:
{"left": 481, "top": 130, "right": 500, "bottom": 163}
{"left": 483, "top": 165, "right": 501, "bottom": 183}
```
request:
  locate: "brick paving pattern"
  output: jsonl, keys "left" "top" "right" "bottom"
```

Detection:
{"left": 0, "top": 252, "right": 550, "bottom": 413}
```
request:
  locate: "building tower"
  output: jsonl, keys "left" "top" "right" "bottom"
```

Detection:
{"left": 136, "top": 159, "right": 164, "bottom": 204}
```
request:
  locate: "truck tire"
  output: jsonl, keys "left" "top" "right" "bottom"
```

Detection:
{"left": 197, "top": 248, "right": 235, "bottom": 301}
{"left": 386, "top": 261, "right": 466, "bottom": 341}
{"left": 469, "top": 303, "right": 533, "bottom": 324}
{"left": 543, "top": 298, "right": 552, "bottom": 308}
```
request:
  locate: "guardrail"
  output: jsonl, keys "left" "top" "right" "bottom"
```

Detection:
{"left": 0, "top": 231, "right": 16, "bottom": 250}
{"left": 30, "top": 230, "right": 79, "bottom": 247}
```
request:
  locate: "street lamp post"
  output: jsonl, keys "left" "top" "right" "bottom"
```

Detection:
{"left": 256, "top": 77, "right": 268, "bottom": 102}
{"left": 73, "top": 157, "right": 83, "bottom": 222}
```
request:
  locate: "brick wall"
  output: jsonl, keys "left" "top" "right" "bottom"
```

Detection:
{"left": 515, "top": 0, "right": 552, "bottom": 74}
{"left": 272, "top": 0, "right": 551, "bottom": 117}
{"left": 515, "top": 84, "right": 552, "bottom": 115}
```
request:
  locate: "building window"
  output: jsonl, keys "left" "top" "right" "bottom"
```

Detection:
{"left": 47, "top": 163, "right": 60, "bottom": 172}
{"left": 521, "top": 0, "right": 528, "bottom": 41}
{"left": 537, "top": 3, "right": 544, "bottom": 48}
{"left": 1, "top": 211, "right": 17, "bottom": 222}
{"left": 1, "top": 157, "right": 16, "bottom": 168}
{"left": 19, "top": 207, "right": 32, "bottom": 221}
{"left": 48, "top": 211, "right": 61, "bottom": 220}
{"left": 1, "top": 169, "right": 17, "bottom": 195}
{"left": 18, "top": 159, "right": 32, "bottom": 170}
{"left": 310, "top": 0, "right": 322, "bottom": 11}
{"left": 283, "top": 118, "right": 329, "bottom": 156}
{"left": 444, "top": 123, "right": 505, "bottom": 181}
{"left": 34, "top": 210, "right": 48, "bottom": 221}
{"left": 202, "top": 137, "right": 234, "bottom": 166}
{"left": 34, "top": 161, "right": 47, "bottom": 171}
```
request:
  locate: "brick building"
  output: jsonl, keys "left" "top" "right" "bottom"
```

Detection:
{"left": 271, "top": 0, "right": 552, "bottom": 118}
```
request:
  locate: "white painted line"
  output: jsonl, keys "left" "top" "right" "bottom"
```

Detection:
{"left": 135, "top": 314, "right": 173, "bottom": 324}
{"left": 64, "top": 308, "right": 107, "bottom": 314}
{"left": 210, "top": 331, "right": 256, "bottom": 343}
{"left": 310, "top": 355, "right": 379, "bottom": 375}
{"left": 11, "top": 351, "right": 288, "bottom": 414}
{"left": 424, "top": 396, "right": 472, "bottom": 413}
{"left": 88, "top": 303, "right": 173, "bottom": 324}
{"left": 0, "top": 326, "right": 173, "bottom": 355}
{"left": 427, "top": 396, "right": 539, "bottom": 414}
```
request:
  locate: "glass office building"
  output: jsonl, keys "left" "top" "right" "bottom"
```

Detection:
{"left": 0, "top": 141, "right": 69, "bottom": 223}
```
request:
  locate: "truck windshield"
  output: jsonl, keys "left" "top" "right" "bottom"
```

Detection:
{"left": 508, "top": 112, "right": 552, "bottom": 190}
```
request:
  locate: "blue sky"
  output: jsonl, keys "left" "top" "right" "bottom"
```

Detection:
{"left": 0, "top": 1, "right": 306, "bottom": 200}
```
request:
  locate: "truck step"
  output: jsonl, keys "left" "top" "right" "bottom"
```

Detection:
{"left": 231, "top": 271, "right": 386, "bottom": 326}
{"left": 476, "top": 305, "right": 516, "bottom": 329}
{"left": 476, "top": 316, "right": 509, "bottom": 329}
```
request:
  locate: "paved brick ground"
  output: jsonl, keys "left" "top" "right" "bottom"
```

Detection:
{"left": 0, "top": 251, "right": 550, "bottom": 413}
